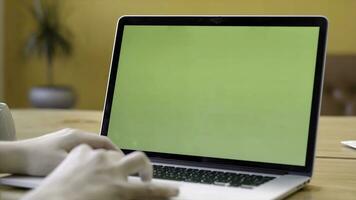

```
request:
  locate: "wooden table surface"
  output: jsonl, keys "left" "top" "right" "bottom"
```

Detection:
{"left": 1, "top": 109, "right": 356, "bottom": 200}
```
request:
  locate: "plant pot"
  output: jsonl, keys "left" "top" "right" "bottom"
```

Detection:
{"left": 29, "top": 86, "right": 76, "bottom": 109}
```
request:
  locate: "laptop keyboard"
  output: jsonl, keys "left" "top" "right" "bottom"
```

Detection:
{"left": 151, "top": 165, "right": 276, "bottom": 188}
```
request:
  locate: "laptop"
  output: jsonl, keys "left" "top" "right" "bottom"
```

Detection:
{"left": 100, "top": 16, "right": 327, "bottom": 199}
{"left": 0, "top": 16, "right": 327, "bottom": 200}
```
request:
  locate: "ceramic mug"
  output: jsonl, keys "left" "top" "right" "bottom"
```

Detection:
{"left": 0, "top": 103, "right": 16, "bottom": 141}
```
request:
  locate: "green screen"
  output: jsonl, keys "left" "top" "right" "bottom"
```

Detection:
{"left": 108, "top": 25, "right": 319, "bottom": 166}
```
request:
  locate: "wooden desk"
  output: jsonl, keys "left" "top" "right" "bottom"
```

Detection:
{"left": 1, "top": 109, "right": 356, "bottom": 200}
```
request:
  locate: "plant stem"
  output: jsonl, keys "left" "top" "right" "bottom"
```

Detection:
{"left": 47, "top": 59, "right": 54, "bottom": 86}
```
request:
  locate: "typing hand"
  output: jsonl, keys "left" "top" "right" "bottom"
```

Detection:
{"left": 23, "top": 145, "right": 179, "bottom": 200}
{"left": 0, "top": 128, "right": 121, "bottom": 176}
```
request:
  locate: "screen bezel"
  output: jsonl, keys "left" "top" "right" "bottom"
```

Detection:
{"left": 101, "top": 16, "right": 328, "bottom": 176}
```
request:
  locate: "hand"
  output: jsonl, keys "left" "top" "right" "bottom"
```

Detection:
{"left": 0, "top": 128, "right": 120, "bottom": 176}
{"left": 23, "top": 144, "right": 179, "bottom": 200}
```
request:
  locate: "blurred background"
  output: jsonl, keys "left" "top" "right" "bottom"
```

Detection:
{"left": 0, "top": 0, "right": 355, "bottom": 115}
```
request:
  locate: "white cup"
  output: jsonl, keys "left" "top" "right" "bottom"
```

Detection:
{"left": 0, "top": 103, "right": 16, "bottom": 141}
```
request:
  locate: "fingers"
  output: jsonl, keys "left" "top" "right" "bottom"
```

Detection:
{"left": 70, "top": 143, "right": 93, "bottom": 154}
{"left": 106, "top": 150, "right": 125, "bottom": 161}
{"left": 120, "top": 182, "right": 179, "bottom": 199}
{"left": 65, "top": 146, "right": 179, "bottom": 199}
{"left": 61, "top": 129, "right": 120, "bottom": 152}
{"left": 77, "top": 133, "right": 118, "bottom": 150}
{"left": 117, "top": 151, "right": 153, "bottom": 182}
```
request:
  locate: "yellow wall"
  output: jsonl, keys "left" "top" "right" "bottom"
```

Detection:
{"left": 4, "top": 0, "right": 356, "bottom": 109}
{"left": 0, "top": 0, "right": 4, "bottom": 101}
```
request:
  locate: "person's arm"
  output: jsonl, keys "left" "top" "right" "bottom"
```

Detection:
{"left": 0, "top": 128, "right": 120, "bottom": 175}
{"left": 0, "top": 141, "right": 27, "bottom": 173}
{"left": 1, "top": 128, "right": 179, "bottom": 199}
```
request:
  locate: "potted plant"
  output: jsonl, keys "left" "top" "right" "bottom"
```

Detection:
{"left": 26, "top": 0, "right": 75, "bottom": 108}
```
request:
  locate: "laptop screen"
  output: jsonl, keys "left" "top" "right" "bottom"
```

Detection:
{"left": 107, "top": 25, "right": 319, "bottom": 166}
